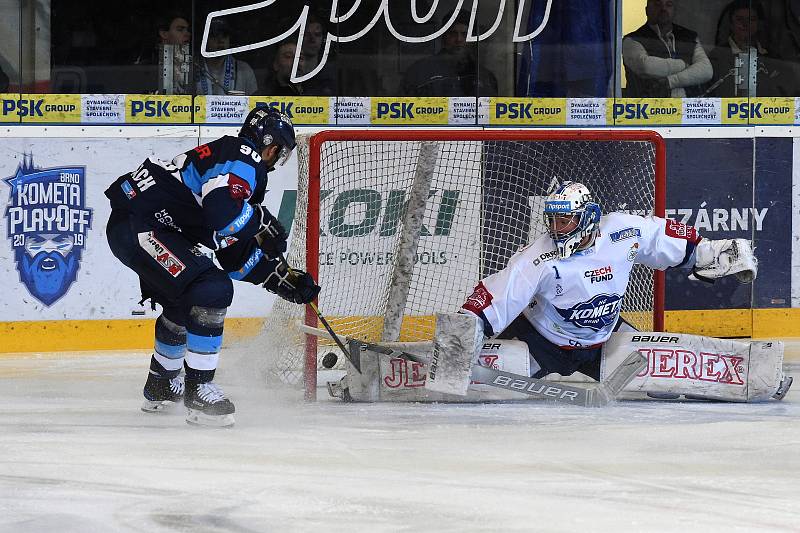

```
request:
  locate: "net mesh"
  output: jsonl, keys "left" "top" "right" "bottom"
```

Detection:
{"left": 258, "top": 132, "right": 660, "bottom": 393}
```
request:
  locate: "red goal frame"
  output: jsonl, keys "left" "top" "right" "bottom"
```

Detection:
{"left": 303, "top": 129, "right": 666, "bottom": 400}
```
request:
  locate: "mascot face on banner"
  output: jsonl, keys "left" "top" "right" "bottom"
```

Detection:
{"left": 4, "top": 156, "right": 92, "bottom": 307}
{"left": 16, "top": 233, "right": 82, "bottom": 306}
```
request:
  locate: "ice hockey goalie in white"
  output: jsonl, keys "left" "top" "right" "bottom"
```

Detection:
{"left": 455, "top": 180, "right": 788, "bottom": 401}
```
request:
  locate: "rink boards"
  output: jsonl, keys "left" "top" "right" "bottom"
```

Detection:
{"left": 0, "top": 125, "right": 798, "bottom": 353}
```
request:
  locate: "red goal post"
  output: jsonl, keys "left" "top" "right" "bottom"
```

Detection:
{"left": 270, "top": 129, "right": 666, "bottom": 400}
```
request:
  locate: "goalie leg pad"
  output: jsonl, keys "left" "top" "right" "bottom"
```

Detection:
{"left": 330, "top": 338, "right": 532, "bottom": 402}
{"left": 690, "top": 238, "right": 757, "bottom": 283}
{"left": 425, "top": 312, "right": 485, "bottom": 396}
{"left": 601, "top": 333, "right": 786, "bottom": 402}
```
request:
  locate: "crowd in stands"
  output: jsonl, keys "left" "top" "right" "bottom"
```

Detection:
{"left": 7, "top": 0, "right": 800, "bottom": 98}
{"left": 623, "top": 0, "right": 800, "bottom": 97}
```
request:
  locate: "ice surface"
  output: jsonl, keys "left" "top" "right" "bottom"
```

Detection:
{"left": 0, "top": 347, "right": 798, "bottom": 533}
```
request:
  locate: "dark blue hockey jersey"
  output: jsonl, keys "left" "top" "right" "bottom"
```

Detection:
{"left": 105, "top": 135, "right": 276, "bottom": 284}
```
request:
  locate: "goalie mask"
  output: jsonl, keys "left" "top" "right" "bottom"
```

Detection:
{"left": 543, "top": 181, "right": 601, "bottom": 259}
{"left": 239, "top": 106, "right": 297, "bottom": 169}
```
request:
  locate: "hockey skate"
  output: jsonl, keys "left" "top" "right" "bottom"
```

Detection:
{"left": 773, "top": 375, "right": 793, "bottom": 401}
{"left": 184, "top": 380, "right": 235, "bottom": 428}
{"left": 141, "top": 373, "right": 185, "bottom": 412}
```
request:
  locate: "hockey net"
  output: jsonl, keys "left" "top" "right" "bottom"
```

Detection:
{"left": 260, "top": 130, "right": 666, "bottom": 399}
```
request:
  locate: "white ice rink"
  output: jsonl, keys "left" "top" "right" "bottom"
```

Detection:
{"left": 1, "top": 347, "right": 798, "bottom": 533}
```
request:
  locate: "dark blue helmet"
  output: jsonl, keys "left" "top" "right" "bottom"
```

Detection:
{"left": 239, "top": 106, "right": 296, "bottom": 166}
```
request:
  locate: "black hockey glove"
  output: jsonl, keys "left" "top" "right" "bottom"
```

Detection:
{"left": 263, "top": 261, "right": 321, "bottom": 305}
{"left": 256, "top": 207, "right": 288, "bottom": 259}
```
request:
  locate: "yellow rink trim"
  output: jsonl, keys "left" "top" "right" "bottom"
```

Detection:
{"left": 665, "top": 308, "right": 800, "bottom": 339}
{"left": 0, "top": 318, "right": 265, "bottom": 353}
{"left": 1, "top": 309, "right": 799, "bottom": 354}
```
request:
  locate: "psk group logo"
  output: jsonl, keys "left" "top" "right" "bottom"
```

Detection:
{"left": 554, "top": 293, "right": 622, "bottom": 331}
{"left": 3, "top": 155, "right": 93, "bottom": 305}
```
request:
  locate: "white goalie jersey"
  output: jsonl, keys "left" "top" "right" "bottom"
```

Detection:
{"left": 462, "top": 212, "right": 700, "bottom": 348}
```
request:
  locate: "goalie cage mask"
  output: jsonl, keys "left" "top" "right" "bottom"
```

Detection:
{"left": 543, "top": 181, "right": 602, "bottom": 259}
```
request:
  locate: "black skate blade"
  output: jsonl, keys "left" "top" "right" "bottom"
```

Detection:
{"left": 141, "top": 399, "right": 177, "bottom": 413}
{"left": 773, "top": 376, "right": 793, "bottom": 401}
{"left": 185, "top": 409, "right": 235, "bottom": 428}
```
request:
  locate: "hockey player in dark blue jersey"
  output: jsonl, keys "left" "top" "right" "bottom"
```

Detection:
{"left": 105, "top": 106, "right": 319, "bottom": 427}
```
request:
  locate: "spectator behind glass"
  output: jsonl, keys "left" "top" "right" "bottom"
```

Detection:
{"left": 301, "top": 13, "right": 336, "bottom": 96}
{"left": 400, "top": 13, "right": 498, "bottom": 97}
{"left": 260, "top": 41, "right": 307, "bottom": 96}
{"left": 196, "top": 19, "right": 258, "bottom": 95}
{"left": 134, "top": 12, "right": 191, "bottom": 65}
{"left": 707, "top": 0, "right": 800, "bottom": 96}
{"left": 159, "top": 14, "right": 191, "bottom": 46}
{"left": 622, "top": 0, "right": 712, "bottom": 97}
{"left": 0, "top": 63, "right": 9, "bottom": 92}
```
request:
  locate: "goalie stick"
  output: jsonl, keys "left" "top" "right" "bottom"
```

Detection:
{"left": 299, "top": 324, "right": 645, "bottom": 407}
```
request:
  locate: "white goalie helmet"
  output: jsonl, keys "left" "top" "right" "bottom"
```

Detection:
{"left": 543, "top": 181, "right": 602, "bottom": 259}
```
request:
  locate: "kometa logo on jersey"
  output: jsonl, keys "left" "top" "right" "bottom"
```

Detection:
{"left": 554, "top": 293, "right": 622, "bottom": 331}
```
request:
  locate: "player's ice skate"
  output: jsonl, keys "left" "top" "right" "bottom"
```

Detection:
{"left": 774, "top": 375, "right": 793, "bottom": 400}
{"left": 141, "top": 373, "right": 185, "bottom": 413}
{"left": 184, "top": 380, "right": 235, "bottom": 428}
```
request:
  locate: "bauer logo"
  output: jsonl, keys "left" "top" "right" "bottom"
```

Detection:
{"left": 554, "top": 293, "right": 622, "bottom": 331}
{"left": 3, "top": 155, "right": 92, "bottom": 306}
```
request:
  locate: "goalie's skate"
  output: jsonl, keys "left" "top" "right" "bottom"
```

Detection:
{"left": 141, "top": 373, "right": 185, "bottom": 412}
{"left": 184, "top": 380, "right": 235, "bottom": 428}
{"left": 773, "top": 375, "right": 793, "bottom": 401}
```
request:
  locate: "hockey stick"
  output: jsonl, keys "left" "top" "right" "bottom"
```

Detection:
{"left": 308, "top": 301, "right": 361, "bottom": 373}
{"left": 276, "top": 252, "right": 362, "bottom": 373}
{"left": 299, "top": 324, "right": 645, "bottom": 407}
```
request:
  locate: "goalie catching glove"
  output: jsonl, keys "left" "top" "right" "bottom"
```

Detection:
{"left": 255, "top": 207, "right": 288, "bottom": 259}
{"left": 263, "top": 261, "right": 320, "bottom": 304}
{"left": 689, "top": 238, "right": 757, "bottom": 283}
